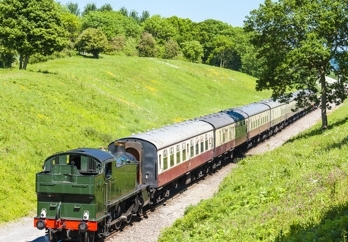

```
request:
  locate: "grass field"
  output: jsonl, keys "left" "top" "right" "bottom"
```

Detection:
{"left": 158, "top": 101, "right": 348, "bottom": 241}
{"left": 0, "top": 55, "right": 272, "bottom": 223}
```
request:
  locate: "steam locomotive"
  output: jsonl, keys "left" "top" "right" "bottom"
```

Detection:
{"left": 34, "top": 90, "right": 314, "bottom": 242}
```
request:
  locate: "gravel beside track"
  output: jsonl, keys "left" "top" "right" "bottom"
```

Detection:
{"left": 0, "top": 107, "right": 329, "bottom": 242}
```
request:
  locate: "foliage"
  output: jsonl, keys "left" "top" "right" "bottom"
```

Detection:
{"left": 99, "top": 3, "right": 113, "bottom": 12}
{"left": 64, "top": 1, "right": 80, "bottom": 16}
{"left": 207, "top": 35, "right": 240, "bottom": 69}
{"left": 81, "top": 2, "right": 97, "bottom": 16}
{"left": 196, "top": 20, "right": 236, "bottom": 62}
{"left": 75, "top": 28, "right": 108, "bottom": 58}
{"left": 0, "top": 0, "right": 69, "bottom": 70}
{"left": 81, "top": 11, "right": 141, "bottom": 40}
{"left": 60, "top": 11, "right": 81, "bottom": 41}
{"left": 159, "top": 101, "right": 348, "bottom": 242}
{"left": 164, "top": 39, "right": 180, "bottom": 59}
{"left": 166, "top": 16, "right": 197, "bottom": 44}
{"left": 0, "top": 45, "right": 16, "bottom": 68}
{"left": 118, "top": 7, "right": 150, "bottom": 24}
{"left": 182, "top": 41, "right": 204, "bottom": 63}
{"left": 122, "top": 37, "right": 139, "bottom": 56}
{"left": 137, "top": 32, "right": 157, "bottom": 57}
{"left": 244, "top": 0, "right": 348, "bottom": 128}
{"left": 0, "top": 55, "right": 271, "bottom": 223}
{"left": 142, "top": 15, "right": 176, "bottom": 45}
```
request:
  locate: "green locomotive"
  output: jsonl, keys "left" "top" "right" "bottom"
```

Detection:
{"left": 34, "top": 142, "right": 150, "bottom": 242}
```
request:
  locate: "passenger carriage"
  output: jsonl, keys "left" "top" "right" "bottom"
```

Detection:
{"left": 199, "top": 112, "right": 237, "bottom": 162}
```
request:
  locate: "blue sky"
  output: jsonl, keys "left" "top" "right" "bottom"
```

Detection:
{"left": 57, "top": 0, "right": 265, "bottom": 27}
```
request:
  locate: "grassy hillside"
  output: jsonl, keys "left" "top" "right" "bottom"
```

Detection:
{"left": 158, "top": 101, "right": 348, "bottom": 241}
{"left": 0, "top": 55, "right": 271, "bottom": 223}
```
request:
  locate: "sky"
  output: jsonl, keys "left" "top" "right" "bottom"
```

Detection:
{"left": 57, "top": 0, "right": 265, "bottom": 27}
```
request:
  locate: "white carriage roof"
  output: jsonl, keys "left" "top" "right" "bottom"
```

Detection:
{"left": 124, "top": 120, "right": 213, "bottom": 150}
{"left": 198, "top": 112, "right": 236, "bottom": 129}
{"left": 261, "top": 98, "right": 285, "bottom": 109}
{"left": 233, "top": 102, "right": 270, "bottom": 116}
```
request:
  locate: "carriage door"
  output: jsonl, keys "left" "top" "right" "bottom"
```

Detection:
{"left": 125, "top": 141, "right": 143, "bottom": 184}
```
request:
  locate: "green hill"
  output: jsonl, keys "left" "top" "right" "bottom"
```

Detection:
{"left": 0, "top": 55, "right": 271, "bottom": 223}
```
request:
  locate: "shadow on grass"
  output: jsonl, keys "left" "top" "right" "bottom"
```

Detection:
{"left": 274, "top": 203, "right": 348, "bottom": 241}
{"left": 285, "top": 116, "right": 348, "bottom": 146}
{"left": 79, "top": 53, "right": 103, "bottom": 59}
{"left": 29, "top": 69, "right": 57, "bottom": 75}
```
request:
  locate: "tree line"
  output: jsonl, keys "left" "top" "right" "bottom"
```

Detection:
{"left": 0, "top": 0, "right": 258, "bottom": 76}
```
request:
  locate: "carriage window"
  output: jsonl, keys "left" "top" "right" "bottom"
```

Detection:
{"left": 205, "top": 135, "right": 208, "bottom": 151}
{"left": 200, "top": 141, "right": 204, "bottom": 152}
{"left": 209, "top": 136, "right": 213, "bottom": 148}
{"left": 182, "top": 143, "right": 187, "bottom": 161}
{"left": 158, "top": 155, "right": 162, "bottom": 170}
{"left": 163, "top": 150, "right": 168, "bottom": 170}
{"left": 195, "top": 138, "right": 199, "bottom": 155}
{"left": 176, "top": 145, "right": 181, "bottom": 164}
{"left": 190, "top": 140, "right": 194, "bottom": 157}
{"left": 170, "top": 147, "right": 174, "bottom": 167}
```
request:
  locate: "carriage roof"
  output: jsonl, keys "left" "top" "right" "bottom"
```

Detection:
{"left": 198, "top": 112, "right": 236, "bottom": 129}
{"left": 119, "top": 120, "right": 213, "bottom": 150}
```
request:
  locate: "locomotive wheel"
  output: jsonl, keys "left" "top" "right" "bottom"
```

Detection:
{"left": 79, "top": 231, "right": 95, "bottom": 242}
{"left": 126, "top": 213, "right": 132, "bottom": 224}
{"left": 113, "top": 205, "right": 123, "bottom": 230}
{"left": 114, "top": 220, "right": 122, "bottom": 230}
{"left": 48, "top": 230, "right": 61, "bottom": 242}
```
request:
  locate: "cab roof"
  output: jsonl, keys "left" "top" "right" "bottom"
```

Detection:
{"left": 46, "top": 148, "right": 114, "bottom": 163}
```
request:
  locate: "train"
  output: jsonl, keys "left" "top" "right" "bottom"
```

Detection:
{"left": 34, "top": 89, "right": 315, "bottom": 242}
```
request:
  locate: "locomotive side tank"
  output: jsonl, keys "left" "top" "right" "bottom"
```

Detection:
{"left": 34, "top": 147, "right": 149, "bottom": 242}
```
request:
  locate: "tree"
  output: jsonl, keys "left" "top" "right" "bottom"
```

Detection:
{"left": 75, "top": 28, "right": 108, "bottom": 58}
{"left": 65, "top": 1, "right": 80, "bottom": 16}
{"left": 99, "top": 4, "right": 113, "bottom": 12}
{"left": 0, "top": 0, "right": 68, "bottom": 70}
{"left": 166, "top": 16, "right": 197, "bottom": 45}
{"left": 137, "top": 32, "right": 156, "bottom": 57}
{"left": 82, "top": 2, "right": 97, "bottom": 16}
{"left": 139, "top": 11, "right": 150, "bottom": 23}
{"left": 196, "top": 19, "right": 235, "bottom": 64}
{"left": 60, "top": 11, "right": 81, "bottom": 42}
{"left": 244, "top": 0, "right": 348, "bottom": 129}
{"left": 142, "top": 15, "right": 176, "bottom": 45}
{"left": 208, "top": 35, "right": 240, "bottom": 69}
{"left": 182, "top": 41, "right": 203, "bottom": 63}
{"left": 0, "top": 45, "right": 16, "bottom": 68}
{"left": 164, "top": 39, "right": 180, "bottom": 59}
{"left": 81, "top": 11, "right": 141, "bottom": 40}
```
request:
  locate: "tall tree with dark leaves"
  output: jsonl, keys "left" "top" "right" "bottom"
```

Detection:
{"left": 0, "top": 0, "right": 68, "bottom": 70}
{"left": 82, "top": 2, "right": 97, "bottom": 16}
{"left": 65, "top": 1, "right": 80, "bottom": 16}
{"left": 244, "top": 0, "right": 348, "bottom": 129}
